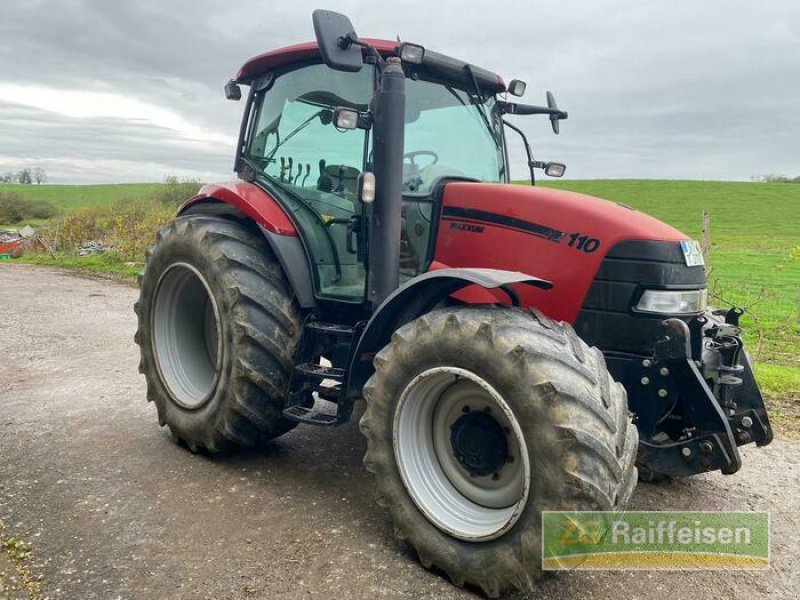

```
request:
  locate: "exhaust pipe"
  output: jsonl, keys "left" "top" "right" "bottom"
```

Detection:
{"left": 367, "top": 56, "right": 406, "bottom": 309}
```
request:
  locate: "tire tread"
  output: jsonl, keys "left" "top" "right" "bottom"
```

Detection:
{"left": 359, "top": 306, "right": 638, "bottom": 596}
{"left": 135, "top": 215, "right": 302, "bottom": 452}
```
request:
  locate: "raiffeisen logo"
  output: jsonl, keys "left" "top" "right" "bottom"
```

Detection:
{"left": 610, "top": 519, "right": 752, "bottom": 546}
{"left": 542, "top": 511, "right": 769, "bottom": 570}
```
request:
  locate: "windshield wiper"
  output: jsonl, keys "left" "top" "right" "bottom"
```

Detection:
{"left": 443, "top": 83, "right": 495, "bottom": 145}
{"left": 462, "top": 66, "right": 504, "bottom": 180}
{"left": 463, "top": 65, "right": 496, "bottom": 141}
{"left": 266, "top": 108, "right": 332, "bottom": 161}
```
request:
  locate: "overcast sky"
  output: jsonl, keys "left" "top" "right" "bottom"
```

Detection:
{"left": 1, "top": 0, "right": 798, "bottom": 184}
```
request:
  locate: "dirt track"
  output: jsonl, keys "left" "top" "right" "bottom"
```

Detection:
{"left": 1, "top": 263, "right": 798, "bottom": 599}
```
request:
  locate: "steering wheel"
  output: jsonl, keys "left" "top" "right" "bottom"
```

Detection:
{"left": 404, "top": 150, "right": 439, "bottom": 171}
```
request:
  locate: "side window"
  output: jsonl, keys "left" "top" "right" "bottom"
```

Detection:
{"left": 246, "top": 63, "right": 373, "bottom": 302}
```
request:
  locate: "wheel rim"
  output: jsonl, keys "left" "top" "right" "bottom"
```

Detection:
{"left": 393, "top": 367, "right": 530, "bottom": 541}
{"left": 152, "top": 262, "right": 221, "bottom": 409}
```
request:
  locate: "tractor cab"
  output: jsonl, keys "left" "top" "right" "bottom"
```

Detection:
{"left": 229, "top": 37, "right": 552, "bottom": 305}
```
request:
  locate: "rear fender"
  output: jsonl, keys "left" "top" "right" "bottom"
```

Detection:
{"left": 179, "top": 182, "right": 297, "bottom": 236}
{"left": 344, "top": 268, "right": 552, "bottom": 401}
{"left": 178, "top": 182, "right": 316, "bottom": 308}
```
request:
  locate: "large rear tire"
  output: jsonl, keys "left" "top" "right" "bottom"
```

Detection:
{"left": 359, "top": 306, "right": 638, "bottom": 597}
{"left": 134, "top": 215, "right": 302, "bottom": 452}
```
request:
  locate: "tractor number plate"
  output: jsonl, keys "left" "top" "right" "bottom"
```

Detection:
{"left": 680, "top": 240, "right": 704, "bottom": 267}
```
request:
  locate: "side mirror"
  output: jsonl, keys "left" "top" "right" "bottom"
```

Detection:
{"left": 508, "top": 79, "right": 526, "bottom": 97}
{"left": 544, "top": 162, "right": 566, "bottom": 178}
{"left": 546, "top": 91, "right": 562, "bottom": 134}
{"left": 224, "top": 80, "right": 241, "bottom": 101}
{"left": 312, "top": 10, "right": 364, "bottom": 72}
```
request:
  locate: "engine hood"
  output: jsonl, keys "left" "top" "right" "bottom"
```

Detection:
{"left": 442, "top": 182, "right": 687, "bottom": 243}
{"left": 432, "top": 181, "right": 695, "bottom": 323}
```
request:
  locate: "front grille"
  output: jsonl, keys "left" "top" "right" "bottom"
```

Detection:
{"left": 573, "top": 240, "right": 706, "bottom": 355}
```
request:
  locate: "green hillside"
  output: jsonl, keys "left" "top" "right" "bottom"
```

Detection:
{"left": 0, "top": 182, "right": 161, "bottom": 216}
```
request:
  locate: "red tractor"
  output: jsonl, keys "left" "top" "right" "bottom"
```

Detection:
{"left": 135, "top": 10, "right": 772, "bottom": 596}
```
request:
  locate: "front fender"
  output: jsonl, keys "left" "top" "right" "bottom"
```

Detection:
{"left": 344, "top": 268, "right": 552, "bottom": 400}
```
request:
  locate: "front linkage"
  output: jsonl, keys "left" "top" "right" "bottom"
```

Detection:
{"left": 633, "top": 309, "right": 773, "bottom": 479}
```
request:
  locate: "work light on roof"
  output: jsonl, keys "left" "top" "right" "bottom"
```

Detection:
{"left": 399, "top": 43, "right": 425, "bottom": 65}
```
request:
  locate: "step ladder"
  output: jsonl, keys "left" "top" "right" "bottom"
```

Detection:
{"left": 282, "top": 319, "right": 362, "bottom": 426}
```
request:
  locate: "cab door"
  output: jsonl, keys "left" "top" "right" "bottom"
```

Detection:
{"left": 244, "top": 62, "right": 374, "bottom": 303}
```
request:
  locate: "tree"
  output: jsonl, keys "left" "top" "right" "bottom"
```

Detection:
{"left": 32, "top": 167, "right": 47, "bottom": 184}
{"left": 1, "top": 172, "right": 16, "bottom": 183}
{"left": 17, "top": 168, "right": 32, "bottom": 184}
{"left": 756, "top": 174, "right": 800, "bottom": 184}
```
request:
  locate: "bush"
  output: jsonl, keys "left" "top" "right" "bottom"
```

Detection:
{"left": 0, "top": 192, "right": 56, "bottom": 223}
{"left": 150, "top": 175, "right": 203, "bottom": 207}
{"left": 57, "top": 198, "right": 173, "bottom": 261}
{"left": 0, "top": 192, "right": 25, "bottom": 223}
{"left": 26, "top": 200, "right": 56, "bottom": 219}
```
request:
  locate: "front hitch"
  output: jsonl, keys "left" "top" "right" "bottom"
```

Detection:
{"left": 634, "top": 312, "right": 773, "bottom": 479}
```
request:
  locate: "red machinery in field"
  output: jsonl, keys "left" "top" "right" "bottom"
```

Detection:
{"left": 0, "top": 231, "right": 24, "bottom": 258}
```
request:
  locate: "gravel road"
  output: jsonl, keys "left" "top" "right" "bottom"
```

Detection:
{"left": 1, "top": 263, "right": 798, "bottom": 599}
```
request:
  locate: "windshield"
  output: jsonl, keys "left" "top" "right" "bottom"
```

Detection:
{"left": 403, "top": 77, "right": 505, "bottom": 195}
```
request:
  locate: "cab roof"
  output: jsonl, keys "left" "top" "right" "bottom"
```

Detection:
{"left": 235, "top": 39, "right": 505, "bottom": 93}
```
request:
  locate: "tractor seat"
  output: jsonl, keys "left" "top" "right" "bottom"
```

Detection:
{"left": 324, "top": 164, "right": 360, "bottom": 197}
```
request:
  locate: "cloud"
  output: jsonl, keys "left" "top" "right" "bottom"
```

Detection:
{"left": 1, "top": 0, "right": 798, "bottom": 183}
{"left": 0, "top": 102, "right": 235, "bottom": 183}
{"left": 0, "top": 84, "right": 230, "bottom": 144}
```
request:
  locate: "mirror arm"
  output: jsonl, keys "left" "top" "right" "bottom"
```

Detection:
{"left": 499, "top": 100, "right": 567, "bottom": 119}
{"left": 503, "top": 119, "right": 536, "bottom": 186}
{"left": 347, "top": 37, "right": 386, "bottom": 70}
{"left": 337, "top": 32, "right": 357, "bottom": 50}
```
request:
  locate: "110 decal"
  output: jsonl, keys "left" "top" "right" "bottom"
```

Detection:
{"left": 566, "top": 232, "right": 601, "bottom": 253}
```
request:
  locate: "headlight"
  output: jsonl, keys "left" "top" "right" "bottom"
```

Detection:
{"left": 636, "top": 289, "right": 708, "bottom": 314}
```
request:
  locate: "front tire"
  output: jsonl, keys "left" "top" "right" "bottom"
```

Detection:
{"left": 134, "top": 215, "right": 302, "bottom": 452}
{"left": 359, "top": 307, "right": 638, "bottom": 596}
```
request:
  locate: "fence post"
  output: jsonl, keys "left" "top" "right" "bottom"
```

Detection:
{"left": 701, "top": 210, "right": 711, "bottom": 269}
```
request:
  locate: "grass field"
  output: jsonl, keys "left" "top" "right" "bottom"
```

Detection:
{"left": 3, "top": 179, "right": 799, "bottom": 433}
{"left": 541, "top": 180, "right": 799, "bottom": 361}
{"left": 0, "top": 182, "right": 160, "bottom": 211}
{"left": 0, "top": 182, "right": 161, "bottom": 229}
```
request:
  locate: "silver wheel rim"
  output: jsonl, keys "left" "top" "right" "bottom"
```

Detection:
{"left": 152, "top": 262, "right": 221, "bottom": 409}
{"left": 393, "top": 367, "right": 530, "bottom": 541}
